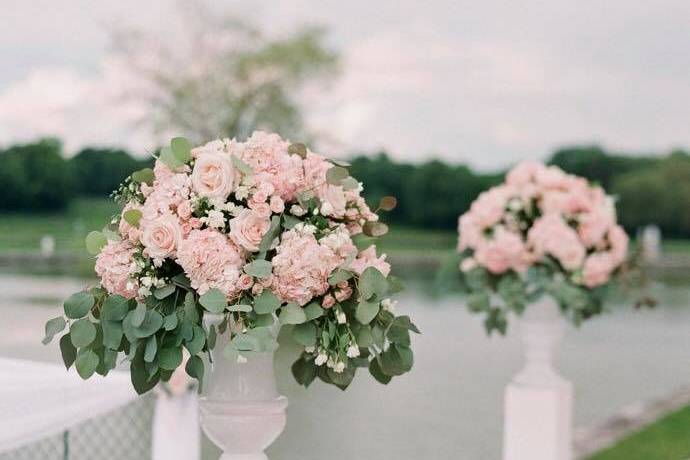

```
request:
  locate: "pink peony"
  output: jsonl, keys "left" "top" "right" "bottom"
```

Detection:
{"left": 528, "top": 214, "right": 585, "bottom": 270}
{"left": 229, "top": 209, "right": 271, "bottom": 252}
{"left": 95, "top": 240, "right": 138, "bottom": 299}
{"left": 582, "top": 252, "right": 615, "bottom": 287}
{"left": 176, "top": 229, "right": 244, "bottom": 297}
{"left": 141, "top": 214, "right": 182, "bottom": 260}
{"left": 191, "top": 150, "right": 235, "bottom": 200}
{"left": 350, "top": 245, "right": 391, "bottom": 277}
{"left": 474, "top": 227, "right": 531, "bottom": 274}
{"left": 271, "top": 230, "right": 340, "bottom": 306}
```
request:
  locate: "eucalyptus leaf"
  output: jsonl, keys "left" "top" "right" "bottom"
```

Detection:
{"left": 253, "top": 289, "right": 281, "bottom": 314}
{"left": 43, "top": 316, "right": 66, "bottom": 345}
{"left": 75, "top": 348, "right": 99, "bottom": 379}
{"left": 64, "top": 292, "right": 95, "bottom": 319}
{"left": 328, "top": 268, "right": 352, "bottom": 286}
{"left": 185, "top": 355, "right": 205, "bottom": 388}
{"left": 303, "top": 302, "right": 324, "bottom": 321}
{"left": 369, "top": 357, "right": 392, "bottom": 384}
{"left": 123, "top": 209, "right": 143, "bottom": 227}
{"left": 243, "top": 260, "right": 272, "bottom": 278}
{"left": 288, "top": 143, "right": 307, "bottom": 158}
{"left": 326, "top": 166, "right": 349, "bottom": 185}
{"left": 59, "top": 334, "right": 77, "bottom": 370}
{"left": 231, "top": 155, "right": 253, "bottom": 175}
{"left": 199, "top": 288, "right": 227, "bottom": 314}
{"left": 359, "top": 266, "right": 388, "bottom": 300}
{"left": 291, "top": 357, "right": 316, "bottom": 387}
{"left": 133, "top": 310, "right": 164, "bottom": 338}
{"left": 279, "top": 303, "right": 307, "bottom": 325}
{"left": 85, "top": 231, "right": 108, "bottom": 255}
{"left": 144, "top": 336, "right": 158, "bottom": 363}
{"left": 153, "top": 284, "right": 176, "bottom": 300}
{"left": 70, "top": 319, "right": 97, "bottom": 348}
{"left": 378, "top": 196, "right": 398, "bottom": 211}
{"left": 158, "top": 347, "right": 183, "bottom": 371}
{"left": 131, "top": 303, "right": 147, "bottom": 327}
{"left": 101, "top": 295, "right": 130, "bottom": 321}
{"left": 131, "top": 168, "right": 155, "bottom": 185}
{"left": 363, "top": 221, "right": 389, "bottom": 237}
{"left": 170, "top": 137, "right": 192, "bottom": 163}
{"left": 355, "top": 299, "right": 379, "bottom": 325}
{"left": 101, "top": 320, "right": 123, "bottom": 349}
{"left": 292, "top": 323, "right": 317, "bottom": 347}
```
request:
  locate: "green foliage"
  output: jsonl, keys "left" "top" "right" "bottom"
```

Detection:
{"left": 64, "top": 292, "right": 95, "bottom": 319}
{"left": 199, "top": 289, "right": 227, "bottom": 314}
{"left": 70, "top": 147, "right": 152, "bottom": 197}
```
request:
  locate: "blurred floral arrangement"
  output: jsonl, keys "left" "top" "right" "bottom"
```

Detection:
{"left": 455, "top": 161, "right": 630, "bottom": 334}
{"left": 43, "top": 131, "right": 418, "bottom": 393}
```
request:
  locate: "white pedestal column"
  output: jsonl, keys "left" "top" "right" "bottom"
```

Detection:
{"left": 503, "top": 299, "right": 573, "bottom": 460}
{"left": 199, "top": 333, "right": 287, "bottom": 460}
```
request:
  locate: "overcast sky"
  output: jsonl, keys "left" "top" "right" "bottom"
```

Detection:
{"left": 1, "top": 0, "right": 689, "bottom": 170}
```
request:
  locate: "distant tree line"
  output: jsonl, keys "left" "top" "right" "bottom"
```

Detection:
{"left": 1, "top": 139, "right": 689, "bottom": 238}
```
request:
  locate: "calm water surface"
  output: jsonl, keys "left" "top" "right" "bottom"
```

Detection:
{"left": 1, "top": 273, "right": 689, "bottom": 460}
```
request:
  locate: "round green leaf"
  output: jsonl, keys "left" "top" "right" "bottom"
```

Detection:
{"left": 75, "top": 348, "right": 99, "bottom": 379}
{"left": 133, "top": 310, "right": 164, "bottom": 338}
{"left": 279, "top": 304, "right": 307, "bottom": 325}
{"left": 64, "top": 292, "right": 95, "bottom": 319}
{"left": 199, "top": 288, "right": 227, "bottom": 314}
{"left": 123, "top": 209, "right": 143, "bottom": 227}
{"left": 101, "top": 295, "right": 130, "bottom": 321}
{"left": 185, "top": 355, "right": 205, "bottom": 387}
{"left": 356, "top": 299, "right": 379, "bottom": 325}
{"left": 43, "top": 316, "right": 66, "bottom": 345}
{"left": 70, "top": 319, "right": 97, "bottom": 348}
{"left": 85, "top": 231, "right": 108, "bottom": 255}
{"left": 101, "top": 320, "right": 123, "bottom": 349}
{"left": 159, "top": 347, "right": 183, "bottom": 371}
{"left": 253, "top": 289, "right": 280, "bottom": 314}
{"left": 131, "top": 168, "right": 155, "bottom": 185}
{"left": 359, "top": 266, "right": 388, "bottom": 300}
{"left": 292, "top": 322, "right": 317, "bottom": 347}
{"left": 243, "top": 260, "right": 272, "bottom": 278}
{"left": 326, "top": 166, "right": 349, "bottom": 185}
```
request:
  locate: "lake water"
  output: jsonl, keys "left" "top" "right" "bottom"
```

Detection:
{"left": 1, "top": 272, "right": 689, "bottom": 460}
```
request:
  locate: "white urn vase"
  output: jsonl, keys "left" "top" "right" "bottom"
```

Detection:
{"left": 199, "top": 330, "right": 288, "bottom": 460}
{"left": 502, "top": 298, "right": 573, "bottom": 460}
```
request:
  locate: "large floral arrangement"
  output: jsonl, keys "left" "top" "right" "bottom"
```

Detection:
{"left": 456, "top": 161, "right": 629, "bottom": 333}
{"left": 43, "top": 132, "right": 418, "bottom": 393}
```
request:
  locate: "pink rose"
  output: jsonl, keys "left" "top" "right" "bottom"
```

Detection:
{"left": 237, "top": 274, "right": 254, "bottom": 291}
{"left": 334, "top": 286, "right": 353, "bottom": 302}
{"left": 191, "top": 151, "right": 235, "bottom": 200}
{"left": 176, "top": 229, "right": 244, "bottom": 296}
{"left": 350, "top": 245, "right": 391, "bottom": 277}
{"left": 95, "top": 240, "right": 138, "bottom": 299}
{"left": 229, "top": 209, "right": 271, "bottom": 252}
{"left": 270, "top": 196, "right": 285, "bottom": 214}
{"left": 141, "top": 214, "right": 182, "bottom": 259}
{"left": 582, "top": 252, "right": 615, "bottom": 287}
{"left": 248, "top": 201, "right": 272, "bottom": 217}
{"left": 468, "top": 185, "right": 513, "bottom": 228}
{"left": 322, "top": 294, "right": 336, "bottom": 309}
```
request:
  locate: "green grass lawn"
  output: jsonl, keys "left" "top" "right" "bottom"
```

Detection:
{"left": 587, "top": 405, "right": 690, "bottom": 460}
{"left": 0, "top": 198, "right": 119, "bottom": 253}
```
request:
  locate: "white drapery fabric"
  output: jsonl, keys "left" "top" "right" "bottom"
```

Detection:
{"left": 0, "top": 358, "right": 200, "bottom": 459}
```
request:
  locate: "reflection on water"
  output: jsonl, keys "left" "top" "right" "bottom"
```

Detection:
{"left": 1, "top": 273, "right": 689, "bottom": 460}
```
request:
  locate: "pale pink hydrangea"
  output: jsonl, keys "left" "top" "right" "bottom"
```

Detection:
{"left": 608, "top": 225, "right": 629, "bottom": 264}
{"left": 506, "top": 160, "right": 546, "bottom": 186}
{"left": 528, "top": 214, "right": 586, "bottom": 270}
{"left": 95, "top": 240, "right": 138, "bottom": 299}
{"left": 474, "top": 227, "right": 531, "bottom": 274}
{"left": 238, "top": 131, "right": 305, "bottom": 200}
{"left": 271, "top": 230, "right": 340, "bottom": 306}
{"left": 142, "top": 160, "right": 192, "bottom": 220}
{"left": 458, "top": 214, "right": 484, "bottom": 251}
{"left": 350, "top": 245, "right": 391, "bottom": 277}
{"left": 467, "top": 185, "right": 514, "bottom": 228}
{"left": 176, "top": 229, "right": 245, "bottom": 297}
{"left": 229, "top": 209, "right": 271, "bottom": 252}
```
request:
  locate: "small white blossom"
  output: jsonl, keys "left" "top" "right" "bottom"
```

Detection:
{"left": 237, "top": 354, "right": 248, "bottom": 364}
{"left": 346, "top": 344, "right": 360, "bottom": 358}
{"left": 305, "top": 346, "right": 315, "bottom": 353}
{"left": 326, "top": 357, "right": 335, "bottom": 369}
{"left": 126, "top": 281, "right": 135, "bottom": 291}
{"left": 138, "top": 286, "right": 151, "bottom": 297}
{"left": 312, "top": 207, "right": 320, "bottom": 216}
{"left": 290, "top": 205, "right": 306, "bottom": 216}
{"left": 381, "top": 298, "right": 398, "bottom": 313}
{"left": 315, "top": 352, "right": 328, "bottom": 366}
{"left": 333, "top": 361, "right": 346, "bottom": 373}
{"left": 204, "top": 210, "right": 226, "bottom": 229}
{"left": 336, "top": 310, "right": 347, "bottom": 324}
{"left": 235, "top": 186, "right": 250, "bottom": 200}
{"left": 141, "top": 276, "right": 153, "bottom": 287}
{"left": 508, "top": 198, "right": 523, "bottom": 212}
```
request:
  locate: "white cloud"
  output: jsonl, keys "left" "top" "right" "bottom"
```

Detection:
{"left": 1, "top": 0, "right": 690, "bottom": 169}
